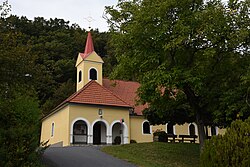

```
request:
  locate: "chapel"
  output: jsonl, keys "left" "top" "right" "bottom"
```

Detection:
{"left": 40, "top": 32, "right": 223, "bottom": 146}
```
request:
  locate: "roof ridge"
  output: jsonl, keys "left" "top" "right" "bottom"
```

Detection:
{"left": 103, "top": 78, "right": 139, "bottom": 84}
{"left": 94, "top": 81, "right": 132, "bottom": 107}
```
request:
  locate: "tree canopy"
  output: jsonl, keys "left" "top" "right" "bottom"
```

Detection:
{"left": 0, "top": 14, "right": 113, "bottom": 115}
{"left": 105, "top": 0, "right": 250, "bottom": 148}
{"left": 0, "top": 3, "right": 113, "bottom": 164}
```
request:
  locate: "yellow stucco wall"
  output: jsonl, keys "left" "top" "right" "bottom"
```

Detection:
{"left": 130, "top": 116, "right": 153, "bottom": 143}
{"left": 69, "top": 104, "right": 129, "bottom": 128}
{"left": 40, "top": 105, "right": 70, "bottom": 147}
{"left": 151, "top": 123, "right": 226, "bottom": 143}
{"left": 76, "top": 52, "right": 103, "bottom": 91}
{"left": 69, "top": 104, "right": 130, "bottom": 144}
{"left": 152, "top": 124, "right": 166, "bottom": 133}
{"left": 75, "top": 54, "right": 83, "bottom": 67}
{"left": 41, "top": 101, "right": 227, "bottom": 146}
{"left": 217, "top": 128, "right": 226, "bottom": 135}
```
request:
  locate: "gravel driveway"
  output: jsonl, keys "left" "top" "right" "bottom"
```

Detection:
{"left": 42, "top": 146, "right": 137, "bottom": 167}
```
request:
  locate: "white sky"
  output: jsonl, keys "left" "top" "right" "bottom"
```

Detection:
{"left": 4, "top": 0, "right": 118, "bottom": 32}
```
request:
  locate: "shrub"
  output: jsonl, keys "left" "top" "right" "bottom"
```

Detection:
{"left": 0, "top": 93, "right": 42, "bottom": 167}
{"left": 154, "top": 131, "right": 167, "bottom": 142}
{"left": 130, "top": 139, "right": 137, "bottom": 143}
{"left": 201, "top": 117, "right": 250, "bottom": 167}
{"left": 114, "top": 136, "right": 121, "bottom": 145}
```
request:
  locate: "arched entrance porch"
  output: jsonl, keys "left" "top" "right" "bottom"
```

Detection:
{"left": 93, "top": 121, "right": 107, "bottom": 145}
{"left": 72, "top": 120, "right": 88, "bottom": 144}
{"left": 111, "top": 121, "right": 129, "bottom": 145}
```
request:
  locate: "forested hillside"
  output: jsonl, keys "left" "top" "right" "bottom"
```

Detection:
{"left": 0, "top": 15, "right": 116, "bottom": 116}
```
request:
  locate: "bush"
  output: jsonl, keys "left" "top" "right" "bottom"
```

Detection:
{"left": 114, "top": 136, "right": 121, "bottom": 145}
{"left": 154, "top": 131, "right": 168, "bottom": 142}
{"left": 201, "top": 117, "right": 250, "bottom": 167}
{"left": 0, "top": 93, "right": 42, "bottom": 167}
{"left": 130, "top": 139, "right": 137, "bottom": 143}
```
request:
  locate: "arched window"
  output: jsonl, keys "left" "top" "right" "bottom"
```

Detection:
{"left": 143, "top": 121, "right": 150, "bottom": 134}
{"left": 211, "top": 126, "right": 217, "bottom": 136}
{"left": 89, "top": 68, "right": 97, "bottom": 80}
{"left": 189, "top": 123, "right": 196, "bottom": 136}
{"left": 167, "top": 123, "right": 174, "bottom": 134}
{"left": 51, "top": 122, "right": 55, "bottom": 137}
{"left": 78, "top": 71, "right": 82, "bottom": 82}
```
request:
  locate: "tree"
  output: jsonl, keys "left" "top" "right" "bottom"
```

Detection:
{"left": 0, "top": 17, "right": 42, "bottom": 165}
{"left": 200, "top": 117, "right": 250, "bottom": 167}
{"left": 0, "top": 0, "right": 11, "bottom": 18}
{"left": 0, "top": 15, "right": 112, "bottom": 115}
{"left": 0, "top": 91, "right": 42, "bottom": 166}
{"left": 105, "top": 0, "right": 250, "bottom": 149}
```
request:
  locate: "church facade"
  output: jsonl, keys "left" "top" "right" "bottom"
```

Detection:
{"left": 40, "top": 32, "right": 224, "bottom": 147}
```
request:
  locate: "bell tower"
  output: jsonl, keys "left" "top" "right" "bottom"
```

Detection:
{"left": 75, "top": 32, "right": 104, "bottom": 91}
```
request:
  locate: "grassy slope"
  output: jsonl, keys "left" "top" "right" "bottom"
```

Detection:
{"left": 102, "top": 142, "right": 200, "bottom": 167}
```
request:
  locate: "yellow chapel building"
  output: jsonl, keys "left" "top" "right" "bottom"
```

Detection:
{"left": 40, "top": 32, "right": 224, "bottom": 147}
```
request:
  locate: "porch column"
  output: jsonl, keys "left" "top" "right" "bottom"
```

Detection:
{"left": 124, "top": 135, "right": 129, "bottom": 144}
{"left": 107, "top": 134, "right": 112, "bottom": 144}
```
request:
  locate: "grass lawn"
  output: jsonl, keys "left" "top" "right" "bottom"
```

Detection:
{"left": 102, "top": 142, "right": 200, "bottom": 167}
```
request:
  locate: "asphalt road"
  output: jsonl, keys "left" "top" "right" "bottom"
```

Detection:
{"left": 42, "top": 146, "right": 137, "bottom": 167}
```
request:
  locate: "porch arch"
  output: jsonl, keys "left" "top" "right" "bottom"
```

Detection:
{"left": 91, "top": 119, "right": 110, "bottom": 144}
{"left": 70, "top": 117, "right": 91, "bottom": 144}
{"left": 110, "top": 120, "right": 129, "bottom": 144}
{"left": 188, "top": 123, "right": 198, "bottom": 136}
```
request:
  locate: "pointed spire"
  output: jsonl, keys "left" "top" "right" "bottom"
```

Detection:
{"left": 84, "top": 32, "right": 94, "bottom": 55}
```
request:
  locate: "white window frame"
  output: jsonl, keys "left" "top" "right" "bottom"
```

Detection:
{"left": 88, "top": 67, "right": 98, "bottom": 81}
{"left": 51, "top": 122, "right": 55, "bottom": 137}
{"left": 142, "top": 120, "right": 152, "bottom": 135}
{"left": 210, "top": 126, "right": 218, "bottom": 136}
{"left": 78, "top": 70, "right": 82, "bottom": 83}
{"left": 165, "top": 123, "right": 176, "bottom": 134}
{"left": 188, "top": 123, "right": 198, "bottom": 135}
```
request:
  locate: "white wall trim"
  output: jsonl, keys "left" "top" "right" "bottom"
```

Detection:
{"left": 165, "top": 123, "right": 176, "bottom": 135}
{"left": 142, "top": 120, "right": 152, "bottom": 135}
{"left": 70, "top": 117, "right": 91, "bottom": 143}
{"left": 110, "top": 120, "right": 129, "bottom": 144}
{"left": 188, "top": 123, "right": 198, "bottom": 135}
{"left": 210, "top": 126, "right": 219, "bottom": 136}
{"left": 51, "top": 122, "right": 55, "bottom": 138}
{"left": 88, "top": 67, "right": 98, "bottom": 81}
{"left": 92, "top": 118, "right": 110, "bottom": 144}
{"left": 215, "top": 126, "right": 219, "bottom": 135}
{"left": 92, "top": 119, "right": 110, "bottom": 134}
{"left": 78, "top": 70, "right": 82, "bottom": 83}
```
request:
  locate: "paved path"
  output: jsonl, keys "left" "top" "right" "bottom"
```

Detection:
{"left": 42, "top": 146, "right": 137, "bottom": 167}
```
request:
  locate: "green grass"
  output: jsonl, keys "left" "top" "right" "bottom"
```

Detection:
{"left": 102, "top": 142, "right": 200, "bottom": 167}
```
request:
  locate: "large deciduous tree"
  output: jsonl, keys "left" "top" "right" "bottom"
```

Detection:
{"left": 0, "top": 11, "right": 42, "bottom": 166}
{"left": 105, "top": 0, "right": 250, "bottom": 149}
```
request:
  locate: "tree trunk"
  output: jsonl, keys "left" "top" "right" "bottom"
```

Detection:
{"left": 196, "top": 110, "right": 206, "bottom": 151}
{"left": 183, "top": 84, "right": 206, "bottom": 151}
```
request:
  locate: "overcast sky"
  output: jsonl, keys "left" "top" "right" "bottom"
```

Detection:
{"left": 4, "top": 0, "right": 118, "bottom": 32}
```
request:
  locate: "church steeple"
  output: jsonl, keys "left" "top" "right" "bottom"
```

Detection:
{"left": 84, "top": 32, "right": 94, "bottom": 55}
{"left": 75, "top": 32, "right": 104, "bottom": 91}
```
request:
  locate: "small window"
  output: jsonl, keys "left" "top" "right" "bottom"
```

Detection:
{"left": 89, "top": 68, "right": 97, "bottom": 80}
{"left": 211, "top": 126, "right": 216, "bottom": 136}
{"left": 51, "top": 123, "right": 55, "bottom": 137}
{"left": 189, "top": 123, "right": 195, "bottom": 136}
{"left": 79, "top": 71, "right": 82, "bottom": 82}
{"left": 143, "top": 121, "right": 150, "bottom": 134}
{"left": 167, "top": 123, "right": 174, "bottom": 134}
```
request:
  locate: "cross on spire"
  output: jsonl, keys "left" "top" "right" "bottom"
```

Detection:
{"left": 84, "top": 16, "right": 95, "bottom": 31}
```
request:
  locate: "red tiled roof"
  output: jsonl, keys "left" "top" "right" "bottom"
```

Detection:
{"left": 103, "top": 79, "right": 147, "bottom": 115}
{"left": 64, "top": 80, "right": 130, "bottom": 107}
{"left": 80, "top": 32, "right": 95, "bottom": 59}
